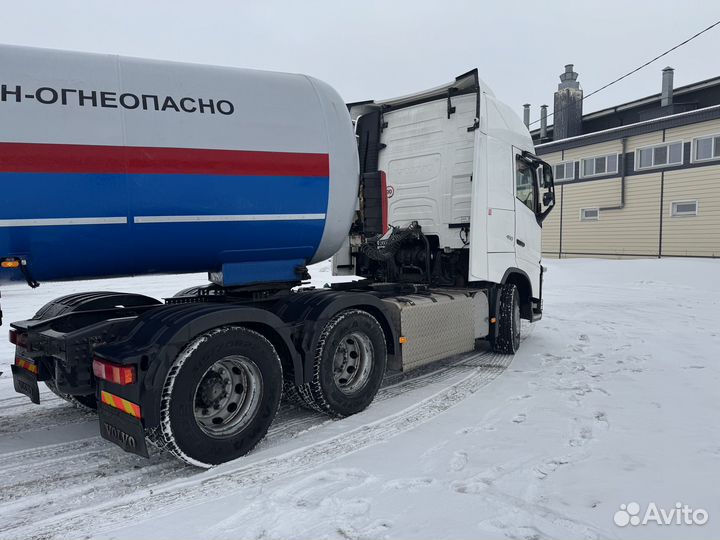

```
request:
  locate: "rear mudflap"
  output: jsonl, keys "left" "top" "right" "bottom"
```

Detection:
{"left": 10, "top": 350, "right": 57, "bottom": 404}
{"left": 98, "top": 402, "right": 149, "bottom": 457}
{"left": 10, "top": 363, "right": 40, "bottom": 404}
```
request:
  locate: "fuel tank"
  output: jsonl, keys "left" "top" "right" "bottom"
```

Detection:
{"left": 0, "top": 44, "right": 358, "bottom": 286}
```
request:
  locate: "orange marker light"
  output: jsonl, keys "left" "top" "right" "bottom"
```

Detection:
{"left": 1, "top": 260, "right": 20, "bottom": 268}
{"left": 399, "top": 336, "right": 408, "bottom": 344}
{"left": 490, "top": 317, "right": 497, "bottom": 324}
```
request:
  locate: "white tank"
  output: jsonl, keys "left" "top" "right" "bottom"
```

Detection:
{"left": 0, "top": 44, "right": 359, "bottom": 286}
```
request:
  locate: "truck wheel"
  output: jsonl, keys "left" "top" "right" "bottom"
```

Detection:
{"left": 45, "top": 379, "right": 97, "bottom": 410}
{"left": 491, "top": 283, "right": 521, "bottom": 354}
{"left": 149, "top": 326, "right": 283, "bottom": 467}
{"left": 302, "top": 309, "right": 387, "bottom": 418}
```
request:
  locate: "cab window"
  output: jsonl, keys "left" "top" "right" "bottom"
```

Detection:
{"left": 516, "top": 157, "right": 536, "bottom": 212}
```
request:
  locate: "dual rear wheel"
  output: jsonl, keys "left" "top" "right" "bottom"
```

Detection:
{"left": 153, "top": 310, "right": 387, "bottom": 467}
{"left": 296, "top": 309, "right": 387, "bottom": 417}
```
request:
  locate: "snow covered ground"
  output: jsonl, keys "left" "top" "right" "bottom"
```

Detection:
{"left": 0, "top": 258, "right": 718, "bottom": 539}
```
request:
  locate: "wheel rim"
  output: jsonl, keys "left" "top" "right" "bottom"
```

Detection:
{"left": 192, "top": 355, "right": 263, "bottom": 438}
{"left": 332, "top": 332, "right": 374, "bottom": 395}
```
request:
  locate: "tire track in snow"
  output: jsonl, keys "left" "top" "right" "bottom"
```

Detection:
{"left": 2, "top": 349, "right": 512, "bottom": 540}
{"left": 0, "top": 404, "right": 97, "bottom": 436}
{"left": 0, "top": 345, "right": 501, "bottom": 515}
{"left": 0, "top": 393, "right": 61, "bottom": 412}
{"left": 0, "top": 346, "right": 506, "bottom": 537}
{"left": 0, "top": 346, "right": 495, "bottom": 460}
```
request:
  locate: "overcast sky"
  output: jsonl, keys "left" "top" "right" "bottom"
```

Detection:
{"left": 2, "top": 1, "right": 720, "bottom": 126}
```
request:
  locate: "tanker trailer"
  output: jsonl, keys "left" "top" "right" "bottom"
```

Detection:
{"left": 3, "top": 45, "right": 555, "bottom": 466}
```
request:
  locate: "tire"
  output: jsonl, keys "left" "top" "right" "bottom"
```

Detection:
{"left": 44, "top": 379, "right": 97, "bottom": 410}
{"left": 282, "top": 378, "right": 311, "bottom": 408}
{"left": 300, "top": 309, "right": 387, "bottom": 418}
{"left": 148, "top": 326, "right": 283, "bottom": 467}
{"left": 490, "top": 283, "right": 521, "bottom": 354}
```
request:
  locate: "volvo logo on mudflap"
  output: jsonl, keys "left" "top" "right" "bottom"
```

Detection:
{"left": 17, "top": 379, "right": 34, "bottom": 396}
{"left": 103, "top": 422, "right": 137, "bottom": 450}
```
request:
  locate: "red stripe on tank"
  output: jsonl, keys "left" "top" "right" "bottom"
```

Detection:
{"left": 0, "top": 142, "right": 329, "bottom": 177}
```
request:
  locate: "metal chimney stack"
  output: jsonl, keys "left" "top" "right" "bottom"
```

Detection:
{"left": 523, "top": 104, "right": 530, "bottom": 128}
{"left": 661, "top": 67, "right": 674, "bottom": 107}
{"left": 540, "top": 105, "right": 548, "bottom": 139}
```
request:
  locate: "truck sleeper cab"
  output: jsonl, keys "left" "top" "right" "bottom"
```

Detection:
{"left": 339, "top": 70, "right": 555, "bottom": 324}
{"left": 7, "top": 58, "right": 554, "bottom": 467}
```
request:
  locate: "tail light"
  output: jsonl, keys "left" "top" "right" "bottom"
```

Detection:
{"left": 9, "top": 329, "right": 28, "bottom": 348}
{"left": 92, "top": 358, "right": 136, "bottom": 385}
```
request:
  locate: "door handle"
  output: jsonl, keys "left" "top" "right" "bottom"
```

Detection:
{"left": 516, "top": 239, "right": 525, "bottom": 247}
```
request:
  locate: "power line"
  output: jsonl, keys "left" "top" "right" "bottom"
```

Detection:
{"left": 529, "top": 18, "right": 720, "bottom": 127}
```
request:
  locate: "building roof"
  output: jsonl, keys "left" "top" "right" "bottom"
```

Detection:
{"left": 535, "top": 103, "right": 720, "bottom": 154}
{"left": 531, "top": 73, "right": 720, "bottom": 143}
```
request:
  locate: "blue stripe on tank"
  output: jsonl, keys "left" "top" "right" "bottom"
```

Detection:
{"left": 0, "top": 173, "right": 329, "bottom": 219}
{"left": 0, "top": 172, "right": 329, "bottom": 282}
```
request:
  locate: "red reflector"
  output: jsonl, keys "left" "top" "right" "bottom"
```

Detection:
{"left": 92, "top": 358, "right": 136, "bottom": 385}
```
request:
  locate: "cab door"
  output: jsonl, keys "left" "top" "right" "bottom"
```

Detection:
{"left": 513, "top": 151, "right": 541, "bottom": 297}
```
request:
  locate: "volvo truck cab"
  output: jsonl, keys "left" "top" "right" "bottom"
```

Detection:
{"left": 336, "top": 69, "right": 555, "bottom": 323}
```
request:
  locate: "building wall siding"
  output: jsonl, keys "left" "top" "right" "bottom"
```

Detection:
{"left": 560, "top": 175, "right": 661, "bottom": 256}
{"left": 541, "top": 189, "right": 561, "bottom": 254}
{"left": 540, "top": 118, "right": 720, "bottom": 259}
{"left": 563, "top": 140, "right": 623, "bottom": 164}
{"left": 662, "top": 165, "right": 720, "bottom": 257}
{"left": 627, "top": 131, "right": 665, "bottom": 152}
{"left": 666, "top": 117, "right": 720, "bottom": 142}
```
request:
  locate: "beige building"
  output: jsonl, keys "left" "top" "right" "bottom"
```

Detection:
{"left": 530, "top": 66, "right": 720, "bottom": 259}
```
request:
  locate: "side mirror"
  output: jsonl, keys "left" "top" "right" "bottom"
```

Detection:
{"left": 537, "top": 161, "right": 556, "bottom": 224}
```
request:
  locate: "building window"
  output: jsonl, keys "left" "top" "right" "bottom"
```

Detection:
{"left": 554, "top": 161, "right": 575, "bottom": 182}
{"left": 580, "top": 208, "right": 599, "bottom": 221}
{"left": 635, "top": 141, "right": 683, "bottom": 170}
{"left": 671, "top": 200, "right": 698, "bottom": 217}
{"left": 693, "top": 135, "right": 720, "bottom": 162}
{"left": 580, "top": 154, "right": 618, "bottom": 178}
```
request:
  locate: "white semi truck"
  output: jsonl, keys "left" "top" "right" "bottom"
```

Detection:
{"left": 2, "top": 45, "right": 555, "bottom": 467}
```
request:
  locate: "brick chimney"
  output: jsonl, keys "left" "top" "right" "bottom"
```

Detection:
{"left": 553, "top": 64, "right": 583, "bottom": 140}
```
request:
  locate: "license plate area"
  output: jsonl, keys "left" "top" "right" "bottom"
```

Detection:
{"left": 98, "top": 402, "right": 149, "bottom": 457}
{"left": 11, "top": 363, "right": 40, "bottom": 404}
